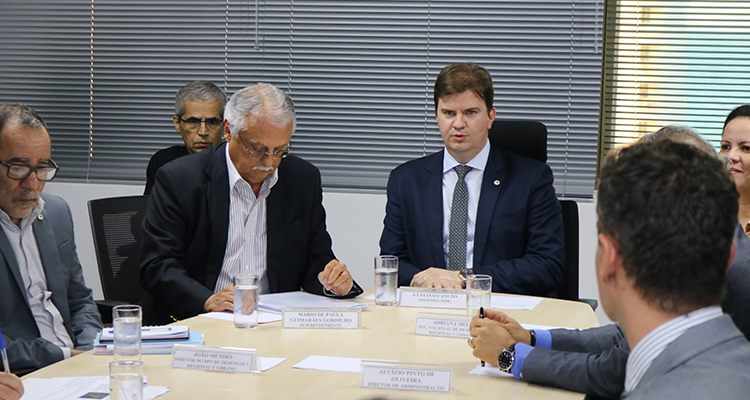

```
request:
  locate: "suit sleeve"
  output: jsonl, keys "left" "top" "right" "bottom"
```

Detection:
{"left": 521, "top": 325, "right": 628, "bottom": 398}
{"left": 380, "top": 168, "right": 424, "bottom": 287}
{"left": 299, "top": 166, "right": 363, "bottom": 298}
{"left": 143, "top": 155, "right": 158, "bottom": 195}
{"left": 475, "top": 164, "right": 565, "bottom": 295}
{"left": 140, "top": 167, "right": 215, "bottom": 320}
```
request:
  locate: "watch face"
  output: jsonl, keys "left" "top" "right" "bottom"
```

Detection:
{"left": 498, "top": 345, "right": 515, "bottom": 372}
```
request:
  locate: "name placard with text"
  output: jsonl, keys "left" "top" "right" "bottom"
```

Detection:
{"left": 171, "top": 344, "right": 259, "bottom": 373}
{"left": 414, "top": 312, "right": 471, "bottom": 339}
{"left": 282, "top": 307, "right": 361, "bottom": 329}
{"left": 361, "top": 361, "right": 453, "bottom": 393}
{"left": 399, "top": 288, "right": 466, "bottom": 309}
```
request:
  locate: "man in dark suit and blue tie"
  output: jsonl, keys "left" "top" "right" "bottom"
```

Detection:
{"left": 379, "top": 63, "right": 565, "bottom": 296}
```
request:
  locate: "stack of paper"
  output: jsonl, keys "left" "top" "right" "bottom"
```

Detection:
{"left": 99, "top": 325, "right": 190, "bottom": 341}
{"left": 93, "top": 331, "right": 203, "bottom": 355}
{"left": 259, "top": 291, "right": 368, "bottom": 314}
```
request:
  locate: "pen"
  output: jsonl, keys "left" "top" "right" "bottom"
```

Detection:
{"left": 479, "top": 307, "right": 485, "bottom": 367}
{"left": 0, "top": 327, "right": 10, "bottom": 374}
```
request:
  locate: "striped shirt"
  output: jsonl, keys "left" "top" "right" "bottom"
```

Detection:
{"left": 624, "top": 305, "right": 723, "bottom": 393}
{"left": 214, "top": 144, "right": 278, "bottom": 294}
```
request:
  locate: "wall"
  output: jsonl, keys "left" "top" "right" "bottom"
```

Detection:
{"left": 43, "top": 182, "right": 612, "bottom": 325}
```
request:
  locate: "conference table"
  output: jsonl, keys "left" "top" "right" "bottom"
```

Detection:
{"left": 24, "top": 290, "right": 599, "bottom": 399}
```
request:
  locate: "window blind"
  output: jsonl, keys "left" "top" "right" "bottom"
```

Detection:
{"left": 1, "top": 0, "right": 603, "bottom": 198}
{"left": 601, "top": 1, "right": 750, "bottom": 158}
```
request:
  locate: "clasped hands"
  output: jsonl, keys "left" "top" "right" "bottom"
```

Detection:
{"left": 411, "top": 267, "right": 463, "bottom": 289}
{"left": 467, "top": 309, "right": 532, "bottom": 367}
{"left": 202, "top": 260, "right": 354, "bottom": 312}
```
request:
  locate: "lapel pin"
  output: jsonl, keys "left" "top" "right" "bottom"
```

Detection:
{"left": 494, "top": 180, "right": 501, "bottom": 186}
{"left": 37, "top": 214, "right": 44, "bottom": 220}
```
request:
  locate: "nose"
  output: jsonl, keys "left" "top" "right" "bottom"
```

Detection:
{"left": 197, "top": 121, "right": 208, "bottom": 136}
{"left": 452, "top": 113, "right": 468, "bottom": 130}
{"left": 20, "top": 172, "right": 43, "bottom": 190}
{"left": 728, "top": 147, "right": 741, "bottom": 162}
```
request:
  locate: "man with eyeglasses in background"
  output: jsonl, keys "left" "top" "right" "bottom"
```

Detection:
{"left": 139, "top": 83, "right": 363, "bottom": 325}
{"left": 0, "top": 104, "right": 102, "bottom": 373}
{"left": 144, "top": 81, "right": 227, "bottom": 195}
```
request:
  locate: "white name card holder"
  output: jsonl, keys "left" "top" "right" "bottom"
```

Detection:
{"left": 414, "top": 312, "right": 472, "bottom": 339}
{"left": 171, "top": 344, "right": 260, "bottom": 373}
{"left": 398, "top": 287, "right": 467, "bottom": 310}
{"left": 282, "top": 307, "right": 361, "bottom": 329}
{"left": 361, "top": 361, "right": 453, "bottom": 393}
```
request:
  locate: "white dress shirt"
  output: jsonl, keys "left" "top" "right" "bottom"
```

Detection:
{"left": 441, "top": 140, "right": 490, "bottom": 269}
{"left": 624, "top": 305, "right": 723, "bottom": 393}
{"left": 0, "top": 197, "right": 75, "bottom": 358}
{"left": 215, "top": 144, "right": 278, "bottom": 294}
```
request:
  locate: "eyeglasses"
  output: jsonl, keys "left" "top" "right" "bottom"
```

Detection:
{"left": 0, "top": 159, "right": 59, "bottom": 181}
{"left": 236, "top": 133, "right": 291, "bottom": 160}
{"left": 178, "top": 117, "right": 224, "bottom": 132}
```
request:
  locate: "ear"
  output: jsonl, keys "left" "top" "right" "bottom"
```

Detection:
{"left": 173, "top": 115, "right": 181, "bottom": 132}
{"left": 728, "top": 241, "right": 737, "bottom": 271}
{"left": 487, "top": 107, "right": 496, "bottom": 130}
{"left": 597, "top": 233, "right": 621, "bottom": 286}
{"left": 224, "top": 121, "right": 232, "bottom": 143}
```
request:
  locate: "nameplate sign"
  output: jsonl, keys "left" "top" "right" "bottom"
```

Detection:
{"left": 361, "top": 362, "right": 453, "bottom": 393}
{"left": 171, "top": 344, "right": 259, "bottom": 373}
{"left": 414, "top": 312, "right": 472, "bottom": 339}
{"left": 398, "top": 288, "right": 466, "bottom": 309}
{"left": 282, "top": 307, "right": 361, "bottom": 329}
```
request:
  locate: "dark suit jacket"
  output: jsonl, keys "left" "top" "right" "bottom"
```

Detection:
{"left": 379, "top": 146, "right": 565, "bottom": 295}
{"left": 139, "top": 143, "right": 362, "bottom": 325}
{"left": 143, "top": 144, "right": 189, "bottom": 195}
{"left": 0, "top": 194, "right": 102, "bottom": 373}
{"left": 724, "top": 223, "right": 750, "bottom": 340}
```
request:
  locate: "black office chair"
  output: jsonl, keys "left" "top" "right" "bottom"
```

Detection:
{"left": 88, "top": 195, "right": 149, "bottom": 325}
{"left": 488, "top": 120, "right": 597, "bottom": 310}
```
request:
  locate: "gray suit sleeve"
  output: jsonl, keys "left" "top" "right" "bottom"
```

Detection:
{"left": 44, "top": 195, "right": 103, "bottom": 349}
{"left": 521, "top": 325, "right": 629, "bottom": 399}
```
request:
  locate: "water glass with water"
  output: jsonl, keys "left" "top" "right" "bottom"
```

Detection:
{"left": 113, "top": 305, "right": 141, "bottom": 360}
{"left": 466, "top": 274, "right": 492, "bottom": 315}
{"left": 110, "top": 360, "right": 143, "bottom": 400}
{"left": 374, "top": 255, "right": 398, "bottom": 306}
{"left": 233, "top": 274, "right": 259, "bottom": 328}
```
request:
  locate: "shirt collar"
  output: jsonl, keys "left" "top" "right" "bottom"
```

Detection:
{"left": 225, "top": 142, "right": 279, "bottom": 197}
{"left": 443, "top": 140, "right": 490, "bottom": 174}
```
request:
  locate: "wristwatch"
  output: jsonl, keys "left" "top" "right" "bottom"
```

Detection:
{"left": 497, "top": 344, "right": 516, "bottom": 374}
{"left": 459, "top": 268, "right": 473, "bottom": 288}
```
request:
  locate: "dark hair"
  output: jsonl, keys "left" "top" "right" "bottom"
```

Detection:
{"left": 0, "top": 104, "right": 47, "bottom": 139}
{"left": 597, "top": 140, "right": 738, "bottom": 314}
{"left": 433, "top": 63, "right": 493, "bottom": 114}
{"left": 724, "top": 104, "right": 750, "bottom": 128}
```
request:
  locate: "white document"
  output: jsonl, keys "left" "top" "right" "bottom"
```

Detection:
{"left": 259, "top": 357, "right": 286, "bottom": 371}
{"left": 100, "top": 325, "right": 188, "bottom": 341}
{"left": 292, "top": 356, "right": 397, "bottom": 373}
{"left": 259, "top": 291, "right": 368, "bottom": 314}
{"left": 469, "top": 363, "right": 513, "bottom": 378}
{"left": 198, "top": 311, "right": 282, "bottom": 324}
{"left": 491, "top": 295, "right": 543, "bottom": 310}
{"left": 20, "top": 376, "right": 169, "bottom": 400}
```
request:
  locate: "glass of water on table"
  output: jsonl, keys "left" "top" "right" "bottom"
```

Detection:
{"left": 466, "top": 274, "right": 492, "bottom": 316}
{"left": 233, "top": 274, "right": 259, "bottom": 328}
{"left": 374, "top": 255, "right": 398, "bottom": 306}
{"left": 113, "top": 305, "right": 141, "bottom": 360}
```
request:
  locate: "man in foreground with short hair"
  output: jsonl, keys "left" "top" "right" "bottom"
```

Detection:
{"left": 379, "top": 63, "right": 564, "bottom": 295}
{"left": 144, "top": 80, "right": 227, "bottom": 194}
{"left": 0, "top": 104, "right": 102, "bottom": 373}
{"left": 470, "top": 140, "right": 750, "bottom": 399}
{"left": 140, "top": 83, "right": 362, "bottom": 325}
